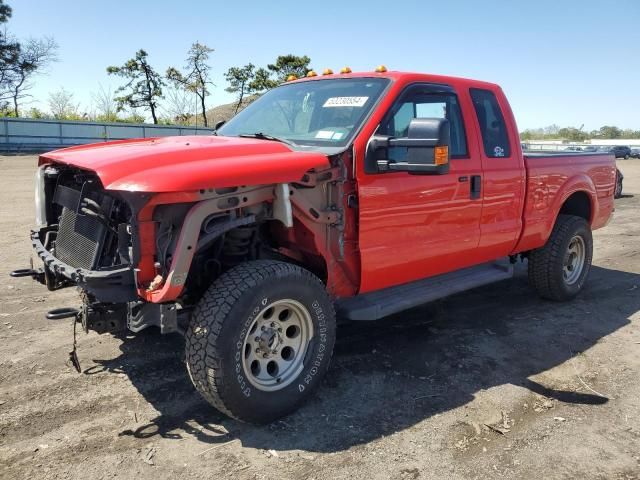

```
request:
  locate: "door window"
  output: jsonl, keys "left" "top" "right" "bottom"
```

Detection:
{"left": 378, "top": 86, "right": 468, "bottom": 160}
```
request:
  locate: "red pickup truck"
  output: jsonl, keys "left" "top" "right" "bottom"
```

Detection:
{"left": 11, "top": 69, "right": 616, "bottom": 423}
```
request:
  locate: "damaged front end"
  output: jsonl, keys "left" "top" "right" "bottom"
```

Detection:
{"left": 11, "top": 162, "right": 182, "bottom": 337}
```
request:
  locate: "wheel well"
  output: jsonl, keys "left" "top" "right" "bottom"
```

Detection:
{"left": 559, "top": 191, "right": 592, "bottom": 223}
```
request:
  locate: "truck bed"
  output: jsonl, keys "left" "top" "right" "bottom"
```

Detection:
{"left": 514, "top": 151, "right": 616, "bottom": 253}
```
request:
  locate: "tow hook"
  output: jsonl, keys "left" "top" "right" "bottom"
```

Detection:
{"left": 46, "top": 307, "right": 82, "bottom": 373}
{"left": 10, "top": 268, "right": 43, "bottom": 280}
{"left": 10, "top": 258, "right": 45, "bottom": 284}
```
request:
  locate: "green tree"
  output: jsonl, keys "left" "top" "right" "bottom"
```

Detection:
{"left": 26, "top": 106, "right": 46, "bottom": 119}
{"left": 166, "top": 42, "right": 214, "bottom": 127}
{"left": 597, "top": 125, "right": 621, "bottom": 139}
{"left": 267, "top": 54, "right": 312, "bottom": 83}
{"left": 0, "top": 0, "right": 20, "bottom": 95}
{"left": 557, "top": 127, "right": 587, "bottom": 142}
{"left": 0, "top": 0, "right": 11, "bottom": 22}
{"left": 225, "top": 63, "right": 257, "bottom": 114}
{"left": 107, "top": 49, "right": 164, "bottom": 124}
{"left": 249, "top": 67, "right": 277, "bottom": 93}
{"left": 621, "top": 129, "right": 640, "bottom": 139}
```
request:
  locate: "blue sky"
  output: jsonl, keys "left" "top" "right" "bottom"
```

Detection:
{"left": 10, "top": 0, "right": 640, "bottom": 130}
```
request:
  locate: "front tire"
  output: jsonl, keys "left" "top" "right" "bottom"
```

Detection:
{"left": 185, "top": 260, "right": 336, "bottom": 424}
{"left": 528, "top": 215, "right": 593, "bottom": 301}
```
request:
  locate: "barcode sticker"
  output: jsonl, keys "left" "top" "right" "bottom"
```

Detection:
{"left": 323, "top": 96, "right": 369, "bottom": 108}
{"left": 315, "top": 130, "right": 335, "bottom": 139}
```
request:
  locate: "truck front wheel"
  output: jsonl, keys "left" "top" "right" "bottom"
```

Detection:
{"left": 185, "top": 260, "right": 336, "bottom": 424}
{"left": 528, "top": 214, "right": 593, "bottom": 301}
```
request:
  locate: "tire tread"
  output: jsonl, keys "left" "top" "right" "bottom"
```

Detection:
{"left": 528, "top": 214, "right": 591, "bottom": 301}
{"left": 185, "top": 260, "right": 333, "bottom": 422}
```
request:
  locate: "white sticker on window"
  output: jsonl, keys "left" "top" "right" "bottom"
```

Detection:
{"left": 315, "top": 130, "right": 335, "bottom": 139}
{"left": 332, "top": 132, "right": 344, "bottom": 140}
{"left": 323, "top": 96, "right": 369, "bottom": 108}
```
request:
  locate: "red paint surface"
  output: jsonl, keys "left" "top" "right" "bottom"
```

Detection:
{"left": 38, "top": 71, "right": 616, "bottom": 301}
{"left": 42, "top": 135, "right": 329, "bottom": 192}
{"left": 348, "top": 72, "right": 614, "bottom": 293}
{"left": 513, "top": 154, "right": 616, "bottom": 253}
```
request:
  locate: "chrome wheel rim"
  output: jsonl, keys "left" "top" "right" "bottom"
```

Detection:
{"left": 564, "top": 235, "right": 586, "bottom": 285}
{"left": 241, "top": 299, "right": 313, "bottom": 392}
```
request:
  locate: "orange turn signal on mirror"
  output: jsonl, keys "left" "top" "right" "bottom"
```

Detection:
{"left": 434, "top": 146, "right": 449, "bottom": 165}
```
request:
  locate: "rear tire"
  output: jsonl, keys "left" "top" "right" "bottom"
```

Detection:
{"left": 615, "top": 175, "right": 623, "bottom": 198}
{"left": 528, "top": 215, "right": 593, "bottom": 301}
{"left": 185, "top": 260, "right": 336, "bottom": 424}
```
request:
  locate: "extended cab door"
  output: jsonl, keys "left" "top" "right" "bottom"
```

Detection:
{"left": 357, "top": 83, "right": 484, "bottom": 293}
{"left": 468, "top": 88, "right": 526, "bottom": 260}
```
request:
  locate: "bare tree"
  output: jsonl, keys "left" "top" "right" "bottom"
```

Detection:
{"left": 48, "top": 87, "right": 79, "bottom": 119}
{"left": 3, "top": 36, "right": 57, "bottom": 116}
{"left": 166, "top": 42, "right": 214, "bottom": 126}
{"left": 162, "top": 85, "right": 194, "bottom": 125}
{"left": 91, "top": 84, "right": 118, "bottom": 121}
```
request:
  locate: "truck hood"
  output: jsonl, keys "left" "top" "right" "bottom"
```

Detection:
{"left": 41, "top": 135, "right": 330, "bottom": 192}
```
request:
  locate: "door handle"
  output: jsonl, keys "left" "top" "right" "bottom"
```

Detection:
{"left": 470, "top": 175, "right": 481, "bottom": 199}
{"left": 458, "top": 176, "right": 469, "bottom": 182}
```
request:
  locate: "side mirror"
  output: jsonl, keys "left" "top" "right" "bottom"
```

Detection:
{"left": 214, "top": 120, "right": 226, "bottom": 131}
{"left": 371, "top": 118, "right": 451, "bottom": 175}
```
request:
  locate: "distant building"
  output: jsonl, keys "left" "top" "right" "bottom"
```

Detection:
{"left": 589, "top": 139, "right": 640, "bottom": 147}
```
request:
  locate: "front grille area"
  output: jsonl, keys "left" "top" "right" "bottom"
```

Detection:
{"left": 55, "top": 206, "right": 107, "bottom": 269}
{"left": 44, "top": 166, "right": 132, "bottom": 273}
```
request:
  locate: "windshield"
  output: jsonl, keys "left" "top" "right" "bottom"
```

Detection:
{"left": 218, "top": 77, "right": 390, "bottom": 150}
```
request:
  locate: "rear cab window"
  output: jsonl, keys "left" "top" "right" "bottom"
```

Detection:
{"left": 470, "top": 88, "right": 511, "bottom": 158}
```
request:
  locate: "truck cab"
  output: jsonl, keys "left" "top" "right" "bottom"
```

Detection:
{"left": 11, "top": 68, "right": 616, "bottom": 423}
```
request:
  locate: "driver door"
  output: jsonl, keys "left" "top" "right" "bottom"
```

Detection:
{"left": 357, "top": 84, "right": 483, "bottom": 293}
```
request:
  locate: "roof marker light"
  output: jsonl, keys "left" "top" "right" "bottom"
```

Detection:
{"left": 340, "top": 66, "right": 352, "bottom": 74}
{"left": 306, "top": 70, "right": 318, "bottom": 77}
{"left": 286, "top": 74, "right": 298, "bottom": 81}
{"left": 323, "top": 68, "right": 333, "bottom": 75}
{"left": 375, "top": 65, "right": 388, "bottom": 73}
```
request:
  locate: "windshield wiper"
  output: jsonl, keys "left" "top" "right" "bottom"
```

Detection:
{"left": 238, "top": 132, "right": 296, "bottom": 147}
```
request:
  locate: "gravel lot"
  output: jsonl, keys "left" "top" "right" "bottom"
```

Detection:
{"left": 1, "top": 155, "right": 639, "bottom": 480}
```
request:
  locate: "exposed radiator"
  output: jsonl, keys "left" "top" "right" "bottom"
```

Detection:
{"left": 54, "top": 206, "right": 108, "bottom": 270}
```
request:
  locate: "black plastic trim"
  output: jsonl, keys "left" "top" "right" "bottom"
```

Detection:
{"left": 336, "top": 260, "right": 513, "bottom": 321}
{"left": 30, "top": 229, "right": 137, "bottom": 303}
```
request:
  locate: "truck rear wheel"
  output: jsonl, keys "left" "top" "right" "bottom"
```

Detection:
{"left": 528, "top": 214, "right": 593, "bottom": 301}
{"left": 185, "top": 260, "right": 336, "bottom": 424}
{"left": 615, "top": 174, "right": 623, "bottom": 198}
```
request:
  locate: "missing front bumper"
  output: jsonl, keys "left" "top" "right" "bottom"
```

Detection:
{"left": 29, "top": 228, "right": 137, "bottom": 303}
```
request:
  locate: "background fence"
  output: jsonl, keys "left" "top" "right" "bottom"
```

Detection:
{"left": 0, "top": 117, "right": 214, "bottom": 153}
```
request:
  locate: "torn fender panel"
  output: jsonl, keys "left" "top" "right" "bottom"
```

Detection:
{"left": 41, "top": 135, "right": 330, "bottom": 192}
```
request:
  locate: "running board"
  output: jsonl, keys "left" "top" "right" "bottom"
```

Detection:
{"left": 337, "top": 260, "right": 514, "bottom": 321}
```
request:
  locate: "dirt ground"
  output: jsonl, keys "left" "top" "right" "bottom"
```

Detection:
{"left": 0, "top": 155, "right": 638, "bottom": 480}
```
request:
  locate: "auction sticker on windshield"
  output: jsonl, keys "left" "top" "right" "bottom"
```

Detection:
{"left": 323, "top": 96, "right": 369, "bottom": 107}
